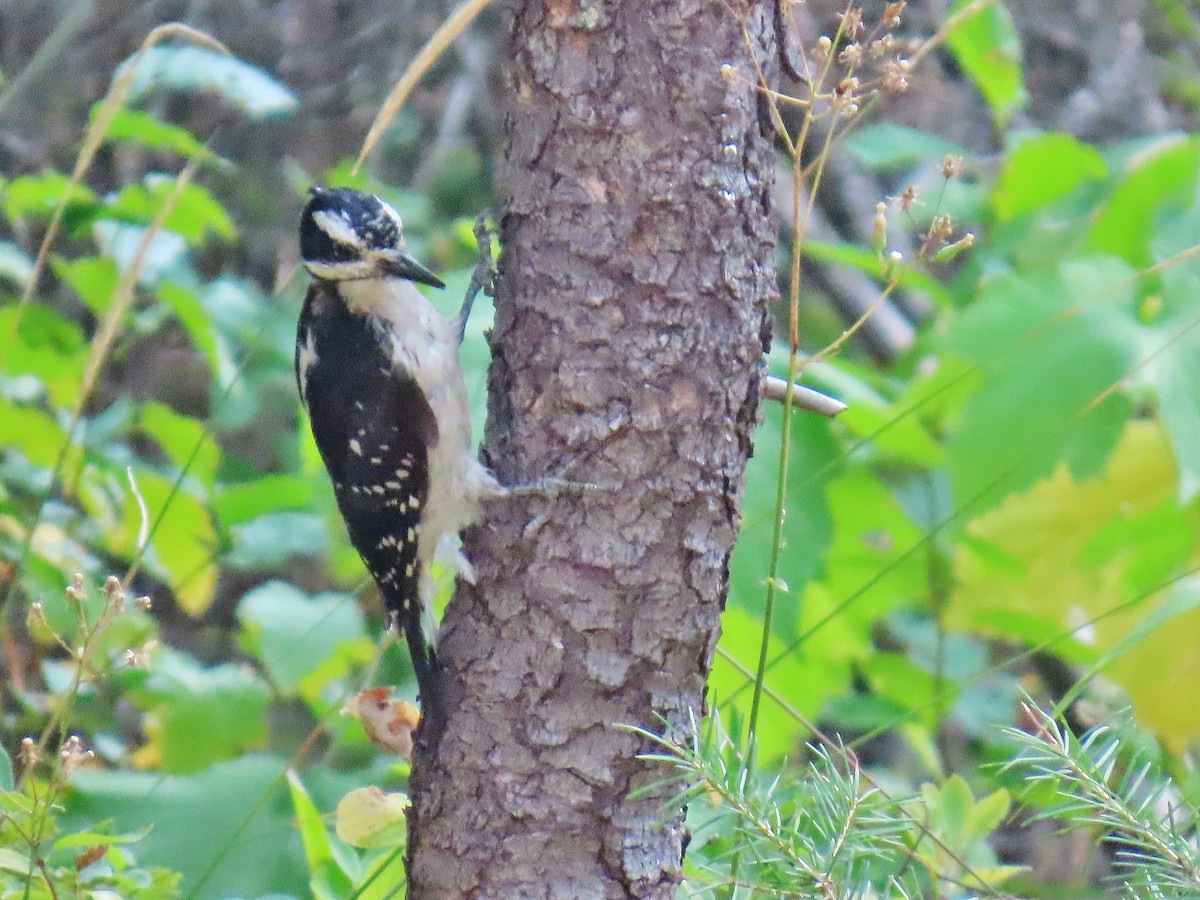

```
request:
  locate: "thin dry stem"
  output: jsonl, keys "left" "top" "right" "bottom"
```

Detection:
{"left": 13, "top": 23, "right": 227, "bottom": 321}
{"left": 353, "top": 0, "right": 495, "bottom": 176}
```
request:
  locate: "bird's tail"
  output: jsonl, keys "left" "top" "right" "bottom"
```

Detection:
{"left": 401, "top": 610, "right": 441, "bottom": 707}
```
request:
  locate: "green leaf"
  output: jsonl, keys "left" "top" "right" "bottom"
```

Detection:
{"left": 0, "top": 743, "right": 12, "bottom": 791}
{"left": 158, "top": 281, "right": 227, "bottom": 389}
{"left": 79, "top": 466, "right": 218, "bottom": 616}
{"left": 61, "top": 755, "right": 307, "bottom": 897}
{"left": 136, "top": 401, "right": 220, "bottom": 486}
{"left": 54, "top": 255, "right": 119, "bottom": 316}
{"left": 214, "top": 475, "right": 315, "bottom": 526}
{"left": 107, "top": 177, "right": 236, "bottom": 244}
{"left": 96, "top": 105, "right": 219, "bottom": 164}
{"left": 842, "top": 124, "right": 967, "bottom": 172}
{"left": 945, "top": 0, "right": 1027, "bottom": 126}
{"left": 116, "top": 46, "right": 299, "bottom": 119}
{"left": 52, "top": 824, "right": 152, "bottom": 851}
{"left": 1086, "top": 134, "right": 1200, "bottom": 266}
{"left": 1144, "top": 194, "right": 1200, "bottom": 499}
{"left": 128, "top": 647, "right": 270, "bottom": 773}
{"left": 287, "top": 771, "right": 357, "bottom": 899}
{"left": 237, "top": 581, "right": 367, "bottom": 696}
{"left": 3, "top": 171, "right": 97, "bottom": 219}
{"left": 991, "top": 132, "right": 1108, "bottom": 221}
{"left": 0, "top": 398, "right": 68, "bottom": 467}
{"left": 0, "top": 303, "right": 88, "bottom": 407}
{"left": 942, "top": 258, "right": 1138, "bottom": 511}
{"left": 226, "top": 512, "right": 329, "bottom": 570}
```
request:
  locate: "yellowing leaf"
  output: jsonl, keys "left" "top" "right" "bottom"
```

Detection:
{"left": 951, "top": 421, "right": 1200, "bottom": 744}
{"left": 335, "top": 786, "right": 409, "bottom": 849}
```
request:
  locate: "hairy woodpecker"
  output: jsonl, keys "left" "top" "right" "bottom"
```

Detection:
{"left": 295, "top": 185, "right": 500, "bottom": 704}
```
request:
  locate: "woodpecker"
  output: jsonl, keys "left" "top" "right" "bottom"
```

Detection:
{"left": 295, "top": 185, "right": 500, "bottom": 705}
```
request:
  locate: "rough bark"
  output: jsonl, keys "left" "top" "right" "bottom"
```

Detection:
{"left": 407, "top": 1, "right": 777, "bottom": 896}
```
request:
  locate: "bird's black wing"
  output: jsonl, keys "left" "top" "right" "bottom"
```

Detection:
{"left": 296, "top": 284, "right": 440, "bottom": 693}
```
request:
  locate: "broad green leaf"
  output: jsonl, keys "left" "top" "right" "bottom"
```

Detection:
{"left": 1086, "top": 134, "right": 1200, "bottom": 266}
{"left": 952, "top": 421, "right": 1200, "bottom": 744}
{"left": 52, "top": 825, "right": 152, "bottom": 851}
{"left": 711, "top": 605, "right": 841, "bottom": 762}
{"left": 861, "top": 652, "right": 944, "bottom": 729}
{"left": 107, "top": 177, "right": 236, "bottom": 244}
{"left": 237, "top": 581, "right": 367, "bottom": 696}
{"left": 287, "top": 771, "right": 357, "bottom": 899}
{"left": 842, "top": 124, "right": 967, "bottom": 173}
{"left": 62, "top": 755, "right": 307, "bottom": 897}
{"left": 54, "top": 255, "right": 118, "bottom": 316}
{"left": 116, "top": 46, "right": 299, "bottom": 119}
{"left": 96, "top": 105, "right": 219, "bottom": 164}
{"left": 1145, "top": 195, "right": 1200, "bottom": 499}
{"left": 3, "top": 171, "right": 97, "bottom": 219}
{"left": 226, "top": 511, "right": 329, "bottom": 570}
{"left": 0, "top": 303, "right": 88, "bottom": 407}
{"left": 945, "top": 0, "right": 1026, "bottom": 126}
{"left": 79, "top": 466, "right": 217, "bottom": 615}
{"left": 992, "top": 132, "right": 1107, "bottom": 221}
{"left": 214, "top": 474, "right": 315, "bottom": 525}
{"left": 136, "top": 402, "right": 220, "bottom": 486}
{"left": 732, "top": 405, "right": 840, "bottom": 630}
{"left": 942, "top": 258, "right": 1138, "bottom": 512}
{"left": 0, "top": 743, "right": 11, "bottom": 791}
{"left": 158, "top": 281, "right": 228, "bottom": 389}
{"left": 0, "top": 399, "right": 67, "bottom": 466}
{"left": 128, "top": 647, "right": 269, "bottom": 773}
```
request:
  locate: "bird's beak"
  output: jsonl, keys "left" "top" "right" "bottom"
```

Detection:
{"left": 381, "top": 249, "right": 445, "bottom": 289}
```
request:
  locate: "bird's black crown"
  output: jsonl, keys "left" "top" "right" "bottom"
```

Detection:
{"left": 300, "top": 186, "right": 401, "bottom": 265}
{"left": 299, "top": 186, "right": 444, "bottom": 287}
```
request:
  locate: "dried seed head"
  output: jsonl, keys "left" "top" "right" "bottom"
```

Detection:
{"left": 65, "top": 574, "right": 86, "bottom": 605}
{"left": 928, "top": 214, "right": 955, "bottom": 242}
{"left": 882, "top": 58, "right": 911, "bottom": 92}
{"left": 720, "top": 63, "right": 735, "bottom": 82}
{"left": 841, "top": 7, "right": 864, "bottom": 38}
{"left": 817, "top": 35, "right": 833, "bottom": 57}
{"left": 839, "top": 43, "right": 864, "bottom": 68}
{"left": 883, "top": 1, "right": 907, "bottom": 28}
{"left": 123, "top": 639, "right": 158, "bottom": 669}
{"left": 59, "top": 734, "right": 96, "bottom": 778}
{"left": 869, "top": 34, "right": 894, "bottom": 58}
{"left": 27, "top": 601, "right": 49, "bottom": 633}
{"left": 942, "top": 154, "right": 964, "bottom": 179}
{"left": 19, "top": 737, "right": 39, "bottom": 770}
{"left": 899, "top": 185, "right": 918, "bottom": 214}
{"left": 135, "top": 595, "right": 153, "bottom": 612}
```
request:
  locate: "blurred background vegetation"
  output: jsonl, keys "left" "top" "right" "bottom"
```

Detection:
{"left": 1, "top": 0, "right": 1199, "bottom": 896}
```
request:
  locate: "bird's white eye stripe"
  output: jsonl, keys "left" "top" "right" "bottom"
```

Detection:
{"left": 313, "top": 209, "right": 367, "bottom": 249}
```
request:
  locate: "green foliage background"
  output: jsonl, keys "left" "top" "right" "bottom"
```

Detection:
{"left": 1, "top": 4, "right": 1199, "bottom": 898}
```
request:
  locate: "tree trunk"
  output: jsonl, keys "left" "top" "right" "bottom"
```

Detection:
{"left": 407, "top": 2, "right": 777, "bottom": 896}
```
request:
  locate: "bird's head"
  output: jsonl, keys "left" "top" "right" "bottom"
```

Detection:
{"left": 299, "top": 185, "right": 445, "bottom": 289}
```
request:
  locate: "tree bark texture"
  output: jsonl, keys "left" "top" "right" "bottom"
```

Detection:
{"left": 408, "top": 2, "right": 777, "bottom": 896}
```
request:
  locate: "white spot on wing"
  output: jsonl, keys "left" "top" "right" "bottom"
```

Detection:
{"left": 349, "top": 439, "right": 363, "bottom": 456}
{"left": 297, "top": 330, "right": 318, "bottom": 404}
